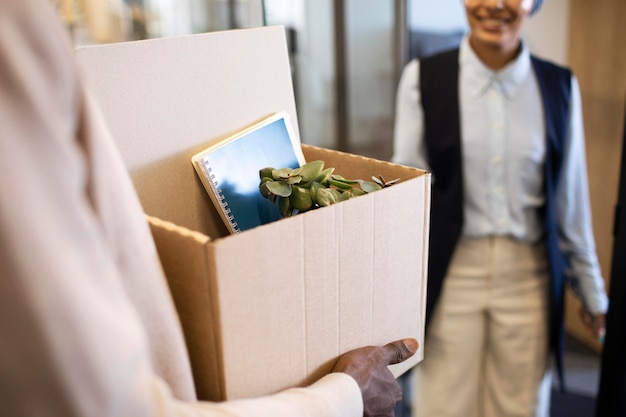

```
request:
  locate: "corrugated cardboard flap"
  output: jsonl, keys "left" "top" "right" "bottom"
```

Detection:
{"left": 147, "top": 215, "right": 226, "bottom": 400}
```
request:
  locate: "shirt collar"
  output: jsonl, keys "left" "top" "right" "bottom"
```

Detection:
{"left": 459, "top": 35, "right": 532, "bottom": 100}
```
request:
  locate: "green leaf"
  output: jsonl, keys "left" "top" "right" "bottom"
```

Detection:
{"left": 317, "top": 187, "right": 336, "bottom": 207}
{"left": 279, "top": 196, "right": 293, "bottom": 217}
{"left": 266, "top": 180, "right": 292, "bottom": 197}
{"left": 290, "top": 186, "right": 313, "bottom": 211}
{"left": 328, "top": 178, "right": 353, "bottom": 190}
{"left": 259, "top": 182, "right": 272, "bottom": 198}
{"left": 358, "top": 180, "right": 382, "bottom": 193}
{"left": 259, "top": 167, "right": 275, "bottom": 180}
{"left": 272, "top": 168, "right": 294, "bottom": 180}
{"left": 309, "top": 181, "right": 321, "bottom": 205}
{"left": 287, "top": 175, "right": 303, "bottom": 185}
{"left": 336, "top": 191, "right": 352, "bottom": 202}
{"left": 290, "top": 166, "right": 304, "bottom": 176}
{"left": 259, "top": 160, "right": 394, "bottom": 216}
{"left": 313, "top": 167, "right": 334, "bottom": 184}
{"left": 299, "top": 160, "right": 325, "bottom": 182}
{"left": 330, "top": 175, "right": 358, "bottom": 185}
{"left": 330, "top": 189, "right": 343, "bottom": 201}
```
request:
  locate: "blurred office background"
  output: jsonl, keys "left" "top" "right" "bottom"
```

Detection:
{"left": 53, "top": 0, "right": 625, "bottom": 414}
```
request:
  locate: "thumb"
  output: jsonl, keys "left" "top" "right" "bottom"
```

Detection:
{"left": 381, "top": 338, "right": 419, "bottom": 366}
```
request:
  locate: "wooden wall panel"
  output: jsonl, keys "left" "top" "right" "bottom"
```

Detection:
{"left": 565, "top": 0, "right": 626, "bottom": 351}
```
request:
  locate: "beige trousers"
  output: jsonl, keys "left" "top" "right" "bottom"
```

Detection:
{"left": 413, "top": 237, "right": 551, "bottom": 417}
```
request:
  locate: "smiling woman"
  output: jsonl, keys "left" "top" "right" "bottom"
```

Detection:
{"left": 392, "top": 0, "right": 610, "bottom": 415}
{"left": 463, "top": 0, "right": 534, "bottom": 69}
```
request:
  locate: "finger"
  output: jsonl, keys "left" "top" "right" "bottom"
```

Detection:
{"left": 597, "top": 327, "right": 606, "bottom": 345}
{"left": 593, "top": 315, "right": 606, "bottom": 337}
{"left": 579, "top": 308, "right": 591, "bottom": 326}
{"left": 381, "top": 338, "right": 418, "bottom": 365}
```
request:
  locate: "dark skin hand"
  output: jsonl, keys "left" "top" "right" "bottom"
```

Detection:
{"left": 579, "top": 308, "right": 606, "bottom": 343}
{"left": 331, "top": 338, "right": 419, "bottom": 417}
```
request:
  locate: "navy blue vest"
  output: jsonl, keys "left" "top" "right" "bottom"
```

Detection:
{"left": 419, "top": 48, "right": 572, "bottom": 388}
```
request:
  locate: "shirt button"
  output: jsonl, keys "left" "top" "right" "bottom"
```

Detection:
{"left": 492, "top": 154, "right": 502, "bottom": 163}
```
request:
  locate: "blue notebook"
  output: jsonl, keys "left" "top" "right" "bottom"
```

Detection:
{"left": 191, "top": 112, "right": 306, "bottom": 234}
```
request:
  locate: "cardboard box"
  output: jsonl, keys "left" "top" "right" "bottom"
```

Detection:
{"left": 75, "top": 26, "right": 431, "bottom": 401}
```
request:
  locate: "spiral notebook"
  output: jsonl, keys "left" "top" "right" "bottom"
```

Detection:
{"left": 191, "top": 112, "right": 306, "bottom": 234}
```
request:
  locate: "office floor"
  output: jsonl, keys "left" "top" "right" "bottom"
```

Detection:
{"left": 550, "top": 334, "right": 601, "bottom": 417}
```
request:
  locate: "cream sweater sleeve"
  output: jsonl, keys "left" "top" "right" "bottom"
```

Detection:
{"left": 0, "top": 1, "right": 363, "bottom": 416}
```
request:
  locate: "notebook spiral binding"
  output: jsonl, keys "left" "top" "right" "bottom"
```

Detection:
{"left": 202, "top": 163, "right": 241, "bottom": 233}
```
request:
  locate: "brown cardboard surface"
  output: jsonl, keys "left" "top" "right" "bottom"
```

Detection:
{"left": 76, "top": 27, "right": 431, "bottom": 401}
{"left": 149, "top": 145, "right": 430, "bottom": 401}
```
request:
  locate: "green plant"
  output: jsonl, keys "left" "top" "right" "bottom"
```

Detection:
{"left": 259, "top": 160, "right": 399, "bottom": 218}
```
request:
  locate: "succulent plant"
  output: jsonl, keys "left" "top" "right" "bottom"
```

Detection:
{"left": 259, "top": 160, "right": 399, "bottom": 218}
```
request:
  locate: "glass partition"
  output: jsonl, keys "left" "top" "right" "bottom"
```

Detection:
{"left": 54, "top": 0, "right": 468, "bottom": 157}
{"left": 54, "top": 0, "right": 264, "bottom": 46}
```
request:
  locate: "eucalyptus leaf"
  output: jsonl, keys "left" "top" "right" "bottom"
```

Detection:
{"left": 328, "top": 178, "right": 353, "bottom": 190}
{"left": 290, "top": 186, "right": 313, "bottom": 211}
{"left": 313, "top": 167, "right": 334, "bottom": 184}
{"left": 330, "top": 175, "right": 358, "bottom": 185}
{"left": 317, "top": 187, "right": 336, "bottom": 207}
{"left": 336, "top": 191, "right": 352, "bottom": 202}
{"left": 272, "top": 168, "right": 294, "bottom": 180}
{"left": 279, "top": 196, "right": 293, "bottom": 217}
{"left": 259, "top": 182, "right": 272, "bottom": 198}
{"left": 358, "top": 180, "right": 382, "bottom": 193}
{"left": 330, "top": 189, "right": 343, "bottom": 201}
{"left": 290, "top": 166, "right": 304, "bottom": 176}
{"left": 309, "top": 181, "right": 321, "bottom": 205}
{"left": 259, "top": 161, "right": 397, "bottom": 218}
{"left": 259, "top": 167, "right": 275, "bottom": 180}
{"left": 299, "top": 160, "right": 325, "bottom": 182}
{"left": 287, "top": 175, "right": 303, "bottom": 185}
{"left": 266, "top": 180, "right": 292, "bottom": 197}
